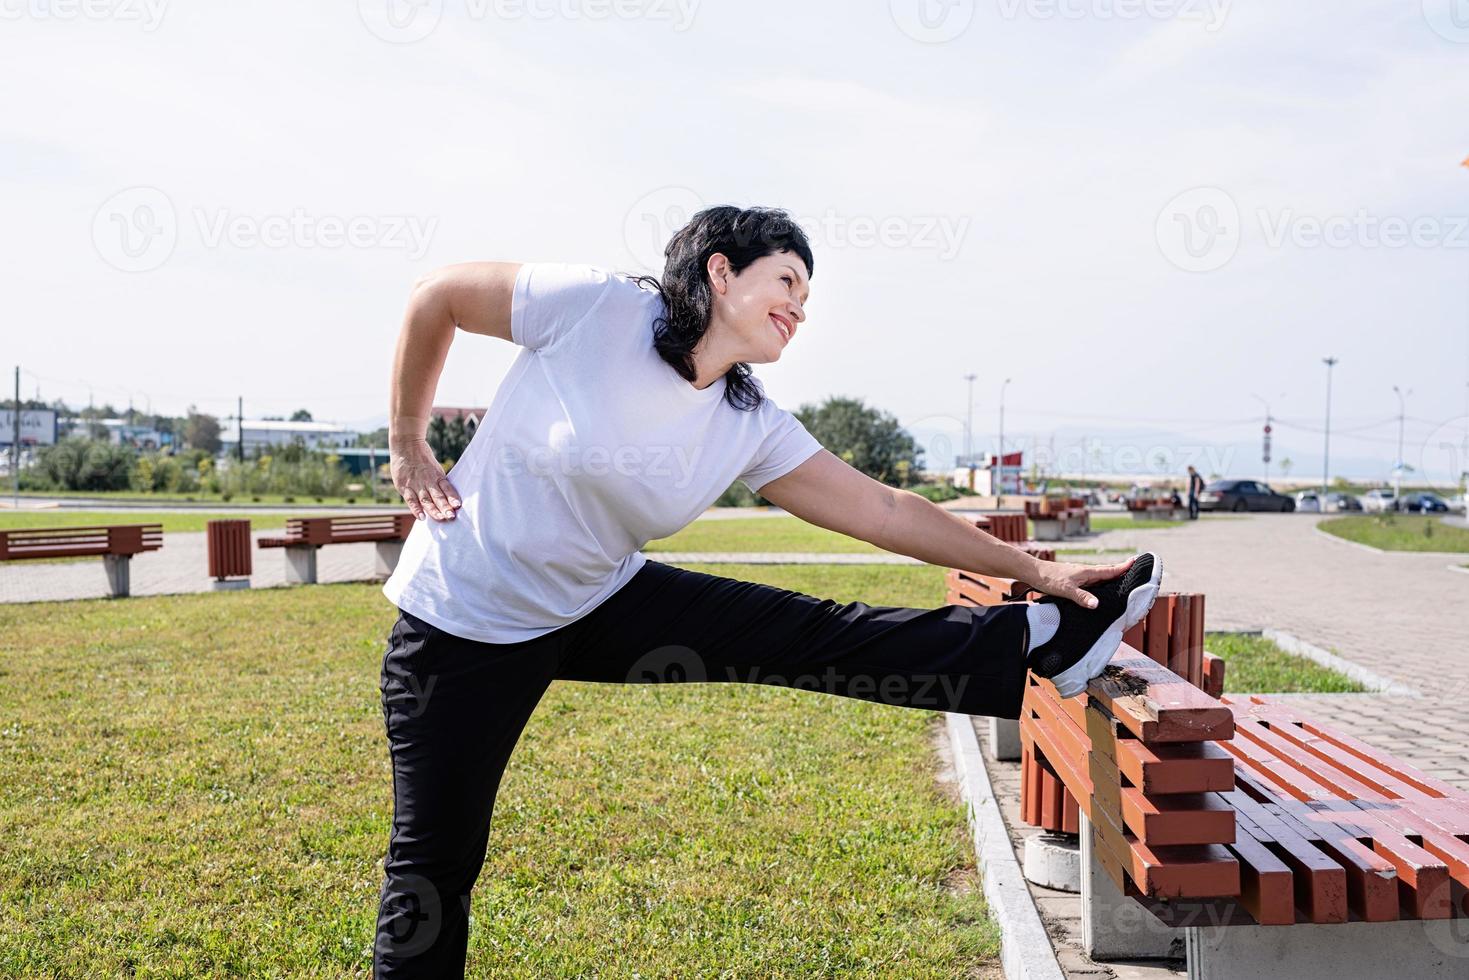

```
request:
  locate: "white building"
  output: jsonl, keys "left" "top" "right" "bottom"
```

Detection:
{"left": 219, "top": 419, "right": 358, "bottom": 455}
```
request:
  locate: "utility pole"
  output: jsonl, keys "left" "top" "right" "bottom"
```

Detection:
{"left": 1393, "top": 385, "right": 1411, "bottom": 503}
{"left": 237, "top": 396, "right": 245, "bottom": 463}
{"left": 1321, "top": 357, "right": 1338, "bottom": 494}
{"left": 963, "top": 372, "right": 976, "bottom": 470}
{"left": 998, "top": 377, "right": 1013, "bottom": 496}
{"left": 12, "top": 366, "right": 20, "bottom": 508}
{"left": 1252, "top": 393, "right": 1273, "bottom": 486}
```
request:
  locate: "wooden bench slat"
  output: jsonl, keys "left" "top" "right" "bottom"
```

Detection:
{"left": 1087, "top": 647, "right": 1235, "bottom": 744}
{"left": 1237, "top": 697, "right": 1469, "bottom": 802}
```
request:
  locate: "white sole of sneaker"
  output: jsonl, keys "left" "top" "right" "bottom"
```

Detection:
{"left": 1049, "top": 554, "right": 1164, "bottom": 699}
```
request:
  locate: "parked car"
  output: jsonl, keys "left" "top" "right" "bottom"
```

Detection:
{"left": 1197, "top": 479, "right": 1296, "bottom": 513}
{"left": 1294, "top": 491, "right": 1323, "bottom": 513}
{"left": 1325, "top": 492, "right": 1363, "bottom": 513}
{"left": 1362, "top": 488, "right": 1397, "bottom": 513}
{"left": 1404, "top": 492, "right": 1451, "bottom": 513}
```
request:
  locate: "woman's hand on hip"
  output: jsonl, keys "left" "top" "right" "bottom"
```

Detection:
{"left": 391, "top": 438, "right": 462, "bottom": 521}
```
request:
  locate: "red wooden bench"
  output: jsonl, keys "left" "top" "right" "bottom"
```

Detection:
{"left": 0, "top": 524, "right": 163, "bottom": 597}
{"left": 946, "top": 564, "right": 1469, "bottom": 976}
{"left": 967, "top": 513, "right": 1056, "bottom": 562}
{"left": 1024, "top": 496, "right": 1091, "bottom": 541}
{"left": 1126, "top": 496, "right": 1184, "bottom": 521}
{"left": 258, "top": 514, "right": 413, "bottom": 584}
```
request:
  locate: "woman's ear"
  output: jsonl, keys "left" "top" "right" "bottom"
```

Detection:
{"left": 706, "top": 252, "right": 730, "bottom": 295}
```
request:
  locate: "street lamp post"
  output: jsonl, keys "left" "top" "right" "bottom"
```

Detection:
{"left": 1322, "top": 357, "right": 1338, "bottom": 494}
{"left": 1393, "top": 385, "right": 1411, "bottom": 503}
{"left": 998, "top": 377, "right": 1012, "bottom": 495}
{"left": 963, "top": 373, "right": 976, "bottom": 470}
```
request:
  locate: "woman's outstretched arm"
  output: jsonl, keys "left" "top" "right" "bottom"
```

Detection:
{"left": 389, "top": 262, "right": 522, "bottom": 521}
{"left": 757, "top": 449, "right": 1132, "bottom": 607}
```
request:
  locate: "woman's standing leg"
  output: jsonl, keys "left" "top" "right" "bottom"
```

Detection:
{"left": 555, "top": 560, "right": 1030, "bottom": 718}
{"left": 374, "top": 610, "right": 562, "bottom": 979}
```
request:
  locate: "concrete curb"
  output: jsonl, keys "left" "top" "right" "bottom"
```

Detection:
{"left": 944, "top": 712, "right": 1066, "bottom": 980}
{"left": 1261, "top": 628, "right": 1420, "bottom": 696}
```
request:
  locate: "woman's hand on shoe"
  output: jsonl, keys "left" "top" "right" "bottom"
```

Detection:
{"left": 1029, "top": 556, "right": 1137, "bottom": 609}
{"left": 390, "top": 437, "right": 462, "bottom": 521}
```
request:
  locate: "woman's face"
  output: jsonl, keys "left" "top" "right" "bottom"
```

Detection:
{"left": 706, "top": 250, "right": 810, "bottom": 363}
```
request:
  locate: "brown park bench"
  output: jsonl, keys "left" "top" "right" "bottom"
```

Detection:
{"left": 968, "top": 513, "right": 1056, "bottom": 562}
{"left": 258, "top": 513, "right": 413, "bottom": 584}
{"left": 1126, "top": 496, "right": 1185, "bottom": 521}
{"left": 947, "top": 565, "right": 1469, "bottom": 976}
{"left": 1024, "top": 496, "right": 1091, "bottom": 541}
{"left": 0, "top": 524, "right": 162, "bottom": 597}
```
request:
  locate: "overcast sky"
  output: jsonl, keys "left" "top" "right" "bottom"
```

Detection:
{"left": 5, "top": 1, "right": 1468, "bottom": 483}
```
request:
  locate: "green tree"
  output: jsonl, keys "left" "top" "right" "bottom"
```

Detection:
{"left": 355, "top": 427, "right": 389, "bottom": 449}
{"left": 36, "top": 438, "right": 136, "bottom": 491}
{"left": 427, "top": 415, "right": 471, "bottom": 465}
{"left": 183, "top": 407, "right": 222, "bottom": 455}
{"left": 290, "top": 408, "right": 313, "bottom": 422}
{"left": 793, "top": 396, "right": 922, "bottom": 488}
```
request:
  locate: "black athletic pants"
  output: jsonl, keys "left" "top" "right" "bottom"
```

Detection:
{"left": 373, "top": 558, "right": 1030, "bottom": 978}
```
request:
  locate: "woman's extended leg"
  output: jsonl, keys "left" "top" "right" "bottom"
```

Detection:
{"left": 374, "top": 610, "right": 564, "bottom": 979}
{"left": 555, "top": 559, "right": 1031, "bottom": 718}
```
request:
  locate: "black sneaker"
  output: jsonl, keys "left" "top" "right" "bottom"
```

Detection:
{"left": 1026, "top": 552, "right": 1163, "bottom": 698}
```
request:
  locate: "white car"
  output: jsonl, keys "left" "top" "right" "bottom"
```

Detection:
{"left": 1294, "top": 491, "right": 1322, "bottom": 513}
{"left": 1362, "top": 488, "right": 1397, "bottom": 513}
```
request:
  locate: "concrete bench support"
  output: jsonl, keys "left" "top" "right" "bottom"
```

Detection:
{"left": 283, "top": 545, "right": 319, "bottom": 585}
{"left": 988, "top": 717, "right": 1021, "bottom": 762}
{"left": 1079, "top": 814, "right": 1185, "bottom": 961}
{"left": 374, "top": 539, "right": 405, "bottom": 578}
{"left": 1185, "top": 918, "right": 1469, "bottom": 980}
{"left": 103, "top": 554, "right": 131, "bottom": 598}
{"left": 1031, "top": 519, "right": 1064, "bottom": 542}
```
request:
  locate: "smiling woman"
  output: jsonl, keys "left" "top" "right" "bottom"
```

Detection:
{"left": 373, "top": 205, "right": 1147, "bottom": 979}
{"left": 629, "top": 205, "right": 814, "bottom": 404}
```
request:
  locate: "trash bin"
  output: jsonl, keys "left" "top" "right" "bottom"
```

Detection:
{"left": 206, "top": 518, "right": 252, "bottom": 590}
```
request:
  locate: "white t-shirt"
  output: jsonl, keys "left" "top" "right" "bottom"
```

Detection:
{"left": 382, "top": 262, "right": 825, "bottom": 643}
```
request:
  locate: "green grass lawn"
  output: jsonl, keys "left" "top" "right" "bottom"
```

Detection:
{"left": 0, "top": 565, "right": 1001, "bottom": 978}
{"left": 1206, "top": 632, "right": 1365, "bottom": 694}
{"left": 1318, "top": 514, "right": 1469, "bottom": 553}
{"left": 646, "top": 516, "right": 885, "bottom": 553}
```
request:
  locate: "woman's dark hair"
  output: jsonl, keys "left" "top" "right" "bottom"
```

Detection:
{"left": 631, "top": 206, "right": 814, "bottom": 411}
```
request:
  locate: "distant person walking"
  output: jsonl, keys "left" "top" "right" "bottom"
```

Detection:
{"left": 1187, "top": 465, "right": 1206, "bottom": 520}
